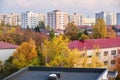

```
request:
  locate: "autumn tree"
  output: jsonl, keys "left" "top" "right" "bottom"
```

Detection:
{"left": 77, "top": 30, "right": 89, "bottom": 41}
{"left": 107, "top": 27, "right": 116, "bottom": 38}
{"left": 75, "top": 46, "right": 104, "bottom": 68}
{"left": 12, "top": 39, "right": 39, "bottom": 68}
{"left": 42, "top": 35, "right": 80, "bottom": 67}
{"left": 64, "top": 22, "right": 79, "bottom": 40}
{"left": 93, "top": 18, "right": 107, "bottom": 39}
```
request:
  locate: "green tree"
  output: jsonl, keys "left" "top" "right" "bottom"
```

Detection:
{"left": 64, "top": 22, "right": 79, "bottom": 40}
{"left": 77, "top": 30, "right": 89, "bottom": 41}
{"left": 12, "top": 39, "right": 39, "bottom": 68}
{"left": 0, "top": 60, "right": 3, "bottom": 72}
{"left": 34, "top": 26, "right": 40, "bottom": 32}
{"left": 93, "top": 18, "right": 107, "bottom": 39}
{"left": 39, "top": 21, "right": 45, "bottom": 29}
{"left": 49, "top": 29, "right": 55, "bottom": 40}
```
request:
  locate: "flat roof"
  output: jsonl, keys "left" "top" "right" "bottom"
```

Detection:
{"left": 3, "top": 67, "right": 107, "bottom": 80}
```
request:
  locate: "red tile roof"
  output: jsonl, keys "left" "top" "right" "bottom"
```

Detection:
{"left": 0, "top": 41, "right": 18, "bottom": 49}
{"left": 69, "top": 38, "right": 120, "bottom": 50}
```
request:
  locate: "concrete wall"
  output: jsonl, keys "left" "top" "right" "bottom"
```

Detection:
{"left": 0, "top": 49, "right": 16, "bottom": 62}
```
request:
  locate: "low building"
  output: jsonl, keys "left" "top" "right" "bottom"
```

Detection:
{"left": 0, "top": 41, "right": 18, "bottom": 62}
{"left": 3, "top": 66, "right": 108, "bottom": 80}
{"left": 69, "top": 38, "right": 120, "bottom": 70}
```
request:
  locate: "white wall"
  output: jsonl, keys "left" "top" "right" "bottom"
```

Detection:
{"left": 0, "top": 49, "right": 16, "bottom": 62}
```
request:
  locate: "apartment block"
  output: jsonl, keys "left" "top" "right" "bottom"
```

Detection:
{"left": 96, "top": 12, "right": 116, "bottom": 25}
{"left": 21, "top": 11, "right": 45, "bottom": 28}
{"left": 47, "top": 10, "right": 68, "bottom": 30}
{"left": 117, "top": 13, "right": 120, "bottom": 25}
{"left": 0, "top": 13, "right": 21, "bottom": 26}
{"left": 68, "top": 13, "right": 83, "bottom": 26}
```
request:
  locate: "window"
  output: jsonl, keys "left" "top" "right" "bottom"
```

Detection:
{"left": 104, "top": 61, "right": 108, "bottom": 65}
{"left": 96, "top": 52, "right": 100, "bottom": 56}
{"left": 111, "top": 60, "right": 116, "bottom": 65}
{"left": 118, "top": 49, "right": 120, "bottom": 54}
{"left": 111, "top": 50, "right": 116, "bottom": 55}
{"left": 104, "top": 51, "right": 108, "bottom": 56}
{"left": 88, "top": 55, "right": 92, "bottom": 58}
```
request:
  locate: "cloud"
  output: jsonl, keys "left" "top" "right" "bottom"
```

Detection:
{"left": 0, "top": 0, "right": 120, "bottom": 16}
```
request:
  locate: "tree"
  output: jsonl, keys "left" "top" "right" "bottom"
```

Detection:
{"left": 12, "top": 39, "right": 39, "bottom": 68}
{"left": 0, "top": 60, "right": 3, "bottom": 72}
{"left": 93, "top": 18, "right": 107, "bottom": 39}
{"left": 64, "top": 22, "right": 79, "bottom": 40}
{"left": 79, "top": 48, "right": 104, "bottom": 68}
{"left": 34, "top": 26, "right": 40, "bottom": 32}
{"left": 77, "top": 30, "right": 89, "bottom": 41}
{"left": 49, "top": 29, "right": 55, "bottom": 40}
{"left": 42, "top": 35, "right": 80, "bottom": 67}
{"left": 38, "top": 21, "right": 45, "bottom": 29}
{"left": 107, "top": 27, "right": 116, "bottom": 38}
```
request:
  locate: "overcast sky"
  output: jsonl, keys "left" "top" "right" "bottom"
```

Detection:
{"left": 0, "top": 0, "right": 120, "bottom": 17}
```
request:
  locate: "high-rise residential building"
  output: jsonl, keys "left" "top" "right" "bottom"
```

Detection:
{"left": 96, "top": 12, "right": 116, "bottom": 25}
{"left": 21, "top": 11, "right": 45, "bottom": 28}
{"left": 117, "top": 13, "right": 120, "bottom": 25}
{"left": 68, "top": 13, "right": 95, "bottom": 26}
{"left": 47, "top": 10, "right": 68, "bottom": 30}
{"left": 0, "top": 13, "right": 21, "bottom": 26}
{"left": 68, "top": 13, "right": 83, "bottom": 26}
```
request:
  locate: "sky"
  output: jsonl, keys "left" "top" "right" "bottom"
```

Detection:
{"left": 0, "top": 0, "right": 120, "bottom": 17}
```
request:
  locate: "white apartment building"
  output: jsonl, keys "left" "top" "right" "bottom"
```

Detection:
{"left": 47, "top": 10, "right": 68, "bottom": 30}
{"left": 0, "top": 13, "right": 21, "bottom": 26}
{"left": 96, "top": 12, "right": 116, "bottom": 25}
{"left": 117, "top": 13, "right": 120, "bottom": 25}
{"left": 68, "top": 13, "right": 83, "bottom": 26}
{"left": 68, "top": 13, "right": 95, "bottom": 26}
{"left": 21, "top": 11, "right": 45, "bottom": 28}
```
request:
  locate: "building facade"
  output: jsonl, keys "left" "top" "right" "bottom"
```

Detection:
{"left": 96, "top": 12, "right": 116, "bottom": 25}
{"left": 47, "top": 10, "right": 68, "bottom": 30}
{"left": 117, "top": 13, "right": 120, "bottom": 25}
{"left": 21, "top": 11, "right": 45, "bottom": 28}
{"left": 69, "top": 38, "right": 120, "bottom": 70}
{"left": 68, "top": 13, "right": 95, "bottom": 26}
{"left": 0, "top": 13, "right": 21, "bottom": 26}
{"left": 0, "top": 41, "right": 18, "bottom": 62}
{"left": 68, "top": 13, "right": 83, "bottom": 26}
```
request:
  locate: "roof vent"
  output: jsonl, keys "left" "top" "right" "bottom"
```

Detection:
{"left": 48, "top": 72, "right": 61, "bottom": 80}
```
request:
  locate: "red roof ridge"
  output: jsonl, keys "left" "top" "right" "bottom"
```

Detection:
{"left": 69, "top": 38, "right": 120, "bottom": 50}
{"left": 0, "top": 41, "right": 18, "bottom": 49}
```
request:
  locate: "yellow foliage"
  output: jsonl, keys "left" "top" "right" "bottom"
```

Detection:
{"left": 42, "top": 35, "right": 81, "bottom": 68}
{"left": 93, "top": 18, "right": 107, "bottom": 39}
{"left": 12, "top": 39, "right": 38, "bottom": 68}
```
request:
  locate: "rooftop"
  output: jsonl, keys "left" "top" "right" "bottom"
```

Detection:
{"left": 0, "top": 41, "right": 18, "bottom": 49}
{"left": 3, "top": 66, "right": 107, "bottom": 80}
{"left": 69, "top": 38, "right": 120, "bottom": 50}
